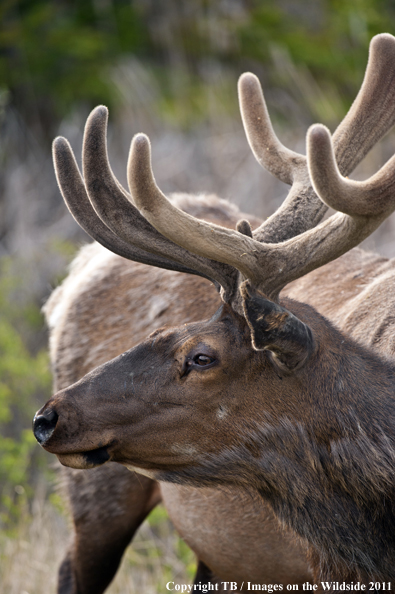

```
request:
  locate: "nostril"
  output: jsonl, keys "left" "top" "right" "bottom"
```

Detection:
{"left": 33, "top": 408, "right": 59, "bottom": 445}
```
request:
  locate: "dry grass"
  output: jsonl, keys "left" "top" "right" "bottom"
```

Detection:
{"left": 0, "top": 486, "right": 195, "bottom": 594}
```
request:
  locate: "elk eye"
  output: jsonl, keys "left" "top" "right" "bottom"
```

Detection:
{"left": 193, "top": 354, "right": 215, "bottom": 366}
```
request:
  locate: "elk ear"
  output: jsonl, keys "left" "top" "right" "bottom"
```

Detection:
{"left": 240, "top": 282, "right": 315, "bottom": 372}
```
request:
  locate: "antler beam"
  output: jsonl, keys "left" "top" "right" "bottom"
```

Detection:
{"left": 128, "top": 134, "right": 261, "bottom": 283}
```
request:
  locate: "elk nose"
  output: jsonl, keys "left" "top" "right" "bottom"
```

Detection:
{"left": 33, "top": 408, "right": 59, "bottom": 445}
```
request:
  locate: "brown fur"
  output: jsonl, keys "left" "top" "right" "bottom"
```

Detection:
{"left": 36, "top": 194, "right": 395, "bottom": 590}
{"left": 42, "top": 197, "right": 311, "bottom": 593}
{"left": 34, "top": 34, "right": 395, "bottom": 591}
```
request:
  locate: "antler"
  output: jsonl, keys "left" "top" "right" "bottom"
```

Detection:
{"left": 128, "top": 33, "right": 395, "bottom": 301}
{"left": 53, "top": 33, "right": 395, "bottom": 306}
{"left": 53, "top": 137, "right": 211, "bottom": 277}
{"left": 239, "top": 33, "right": 395, "bottom": 244}
{"left": 53, "top": 108, "right": 238, "bottom": 301}
{"left": 128, "top": 128, "right": 395, "bottom": 301}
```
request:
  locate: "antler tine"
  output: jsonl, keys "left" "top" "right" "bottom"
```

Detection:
{"left": 257, "top": 124, "right": 395, "bottom": 298}
{"left": 308, "top": 124, "right": 395, "bottom": 217}
{"left": 238, "top": 72, "right": 306, "bottom": 186}
{"left": 238, "top": 72, "right": 317, "bottom": 244}
{"left": 242, "top": 33, "right": 395, "bottom": 244}
{"left": 333, "top": 33, "right": 395, "bottom": 173}
{"left": 52, "top": 136, "right": 215, "bottom": 277}
{"left": 81, "top": 106, "right": 239, "bottom": 298}
{"left": 128, "top": 134, "right": 264, "bottom": 285}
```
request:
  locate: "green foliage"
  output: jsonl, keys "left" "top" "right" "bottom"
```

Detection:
{"left": 175, "top": 536, "right": 196, "bottom": 581}
{"left": 0, "top": 256, "right": 52, "bottom": 528}
{"left": 132, "top": 504, "right": 196, "bottom": 583}
{"left": 3, "top": 0, "right": 395, "bottom": 136}
{"left": 234, "top": 0, "right": 395, "bottom": 118}
{"left": 0, "top": 0, "right": 150, "bottom": 135}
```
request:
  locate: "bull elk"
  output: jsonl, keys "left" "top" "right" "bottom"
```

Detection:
{"left": 34, "top": 33, "right": 395, "bottom": 590}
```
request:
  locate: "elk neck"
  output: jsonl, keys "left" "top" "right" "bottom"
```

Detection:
{"left": 157, "top": 298, "right": 395, "bottom": 581}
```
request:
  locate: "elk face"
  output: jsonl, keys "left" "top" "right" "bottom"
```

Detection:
{"left": 33, "top": 289, "right": 317, "bottom": 475}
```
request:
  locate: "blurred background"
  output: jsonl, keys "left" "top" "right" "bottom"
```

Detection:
{"left": 1, "top": 1, "right": 395, "bottom": 591}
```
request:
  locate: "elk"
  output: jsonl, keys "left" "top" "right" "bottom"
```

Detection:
{"left": 34, "top": 33, "right": 395, "bottom": 590}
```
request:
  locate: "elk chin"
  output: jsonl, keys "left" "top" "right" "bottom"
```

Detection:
{"left": 57, "top": 446, "right": 111, "bottom": 470}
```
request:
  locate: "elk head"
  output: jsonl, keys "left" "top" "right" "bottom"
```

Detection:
{"left": 34, "top": 34, "right": 395, "bottom": 483}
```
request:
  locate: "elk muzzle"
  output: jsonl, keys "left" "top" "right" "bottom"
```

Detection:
{"left": 33, "top": 401, "right": 113, "bottom": 469}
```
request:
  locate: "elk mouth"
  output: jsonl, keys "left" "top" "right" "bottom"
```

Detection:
{"left": 56, "top": 445, "right": 112, "bottom": 470}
